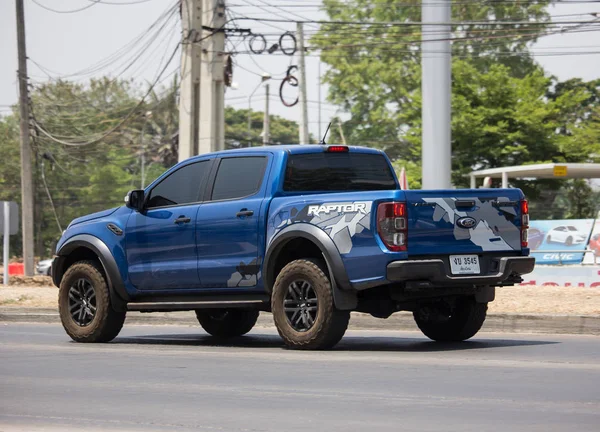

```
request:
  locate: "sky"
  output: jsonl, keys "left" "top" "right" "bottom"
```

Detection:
{"left": 1, "top": 0, "right": 599, "bottom": 140}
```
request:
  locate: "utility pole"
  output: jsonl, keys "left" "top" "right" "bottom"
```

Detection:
{"left": 15, "top": 0, "right": 34, "bottom": 276}
{"left": 317, "top": 61, "right": 322, "bottom": 140}
{"left": 421, "top": 0, "right": 451, "bottom": 189}
{"left": 198, "top": 0, "right": 225, "bottom": 154}
{"left": 140, "top": 111, "right": 152, "bottom": 189}
{"left": 337, "top": 118, "right": 347, "bottom": 145}
{"left": 263, "top": 83, "right": 270, "bottom": 146}
{"left": 297, "top": 22, "right": 309, "bottom": 144}
{"left": 178, "top": 0, "right": 202, "bottom": 162}
{"left": 247, "top": 73, "right": 271, "bottom": 147}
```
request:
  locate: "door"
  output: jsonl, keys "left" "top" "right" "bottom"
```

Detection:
{"left": 196, "top": 156, "right": 269, "bottom": 288}
{"left": 126, "top": 160, "right": 211, "bottom": 290}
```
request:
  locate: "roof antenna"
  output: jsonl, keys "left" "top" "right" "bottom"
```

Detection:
{"left": 319, "top": 122, "right": 332, "bottom": 145}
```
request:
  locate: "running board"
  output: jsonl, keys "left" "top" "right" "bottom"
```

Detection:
{"left": 127, "top": 299, "right": 268, "bottom": 312}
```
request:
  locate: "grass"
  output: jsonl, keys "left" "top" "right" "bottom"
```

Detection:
{"left": 0, "top": 295, "right": 34, "bottom": 306}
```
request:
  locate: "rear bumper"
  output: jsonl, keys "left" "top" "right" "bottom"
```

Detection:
{"left": 387, "top": 256, "right": 535, "bottom": 286}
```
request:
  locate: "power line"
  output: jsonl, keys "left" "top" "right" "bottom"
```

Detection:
{"left": 32, "top": 43, "right": 181, "bottom": 146}
{"left": 30, "top": 0, "right": 157, "bottom": 14}
{"left": 30, "top": 0, "right": 99, "bottom": 14}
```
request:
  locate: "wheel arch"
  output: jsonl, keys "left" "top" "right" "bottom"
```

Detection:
{"left": 264, "top": 224, "right": 357, "bottom": 310}
{"left": 54, "top": 234, "right": 129, "bottom": 311}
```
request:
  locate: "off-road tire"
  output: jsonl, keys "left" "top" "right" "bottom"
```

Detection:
{"left": 58, "top": 260, "right": 126, "bottom": 343}
{"left": 271, "top": 259, "right": 350, "bottom": 350}
{"left": 413, "top": 297, "right": 487, "bottom": 342}
{"left": 195, "top": 309, "right": 259, "bottom": 338}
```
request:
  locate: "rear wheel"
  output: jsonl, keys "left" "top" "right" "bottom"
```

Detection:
{"left": 195, "top": 309, "right": 259, "bottom": 338}
{"left": 413, "top": 297, "right": 487, "bottom": 342}
{"left": 58, "top": 260, "right": 126, "bottom": 343}
{"left": 271, "top": 259, "right": 350, "bottom": 350}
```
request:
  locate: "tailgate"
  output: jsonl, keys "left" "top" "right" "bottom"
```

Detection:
{"left": 404, "top": 189, "right": 524, "bottom": 256}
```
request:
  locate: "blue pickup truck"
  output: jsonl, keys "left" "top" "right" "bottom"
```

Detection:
{"left": 52, "top": 144, "right": 534, "bottom": 349}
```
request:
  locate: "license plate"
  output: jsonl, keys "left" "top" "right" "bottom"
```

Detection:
{"left": 449, "top": 255, "right": 480, "bottom": 275}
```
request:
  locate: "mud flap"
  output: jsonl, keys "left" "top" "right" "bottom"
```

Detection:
{"left": 325, "top": 255, "right": 357, "bottom": 310}
{"left": 475, "top": 286, "right": 495, "bottom": 303}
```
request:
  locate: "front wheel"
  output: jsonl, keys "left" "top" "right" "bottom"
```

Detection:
{"left": 58, "top": 260, "right": 126, "bottom": 343}
{"left": 195, "top": 309, "right": 259, "bottom": 338}
{"left": 413, "top": 297, "right": 487, "bottom": 342}
{"left": 271, "top": 259, "right": 350, "bottom": 350}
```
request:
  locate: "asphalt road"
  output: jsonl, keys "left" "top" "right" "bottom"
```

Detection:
{"left": 1, "top": 323, "right": 599, "bottom": 432}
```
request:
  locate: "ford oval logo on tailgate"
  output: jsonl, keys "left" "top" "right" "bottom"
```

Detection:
{"left": 456, "top": 217, "right": 477, "bottom": 229}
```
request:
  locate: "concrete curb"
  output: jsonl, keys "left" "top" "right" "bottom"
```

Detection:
{"left": 1, "top": 307, "right": 599, "bottom": 335}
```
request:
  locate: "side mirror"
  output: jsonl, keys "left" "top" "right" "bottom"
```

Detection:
{"left": 125, "top": 190, "right": 145, "bottom": 211}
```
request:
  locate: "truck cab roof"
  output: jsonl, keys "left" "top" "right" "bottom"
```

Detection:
{"left": 184, "top": 144, "right": 385, "bottom": 162}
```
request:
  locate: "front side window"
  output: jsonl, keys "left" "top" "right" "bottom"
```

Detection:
{"left": 211, "top": 157, "right": 268, "bottom": 201}
{"left": 146, "top": 161, "right": 209, "bottom": 209}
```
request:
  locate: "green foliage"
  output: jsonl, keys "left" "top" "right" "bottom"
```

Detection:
{"left": 0, "top": 78, "right": 302, "bottom": 258}
{"left": 557, "top": 180, "right": 600, "bottom": 219}
{"left": 315, "top": 0, "right": 600, "bottom": 217}
{"left": 224, "top": 107, "right": 299, "bottom": 148}
{"left": 314, "top": 0, "right": 552, "bottom": 160}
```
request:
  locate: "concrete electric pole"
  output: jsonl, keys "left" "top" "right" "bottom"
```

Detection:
{"left": 15, "top": 0, "right": 35, "bottom": 276}
{"left": 297, "top": 22, "right": 309, "bottom": 144}
{"left": 421, "top": 0, "right": 452, "bottom": 189}
{"left": 178, "top": 0, "right": 202, "bottom": 162}
{"left": 263, "top": 83, "right": 270, "bottom": 146}
{"left": 178, "top": 0, "right": 225, "bottom": 162}
{"left": 198, "top": 0, "right": 225, "bottom": 154}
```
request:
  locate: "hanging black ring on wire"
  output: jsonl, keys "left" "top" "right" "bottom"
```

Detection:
{"left": 280, "top": 75, "right": 299, "bottom": 107}
{"left": 286, "top": 65, "right": 298, "bottom": 77}
{"left": 248, "top": 34, "right": 267, "bottom": 54}
{"left": 279, "top": 31, "right": 297, "bottom": 56}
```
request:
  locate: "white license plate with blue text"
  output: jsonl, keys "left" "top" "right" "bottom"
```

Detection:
{"left": 449, "top": 255, "right": 480, "bottom": 275}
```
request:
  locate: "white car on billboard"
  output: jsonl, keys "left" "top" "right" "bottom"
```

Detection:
{"left": 546, "top": 225, "right": 587, "bottom": 246}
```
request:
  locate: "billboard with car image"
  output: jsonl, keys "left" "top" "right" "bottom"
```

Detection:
{"left": 527, "top": 219, "right": 594, "bottom": 265}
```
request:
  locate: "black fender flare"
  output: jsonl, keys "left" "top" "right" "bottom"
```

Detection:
{"left": 264, "top": 224, "right": 357, "bottom": 310}
{"left": 53, "top": 234, "right": 129, "bottom": 311}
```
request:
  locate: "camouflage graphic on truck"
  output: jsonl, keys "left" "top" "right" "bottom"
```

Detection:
{"left": 422, "top": 197, "right": 521, "bottom": 251}
{"left": 269, "top": 201, "right": 372, "bottom": 254}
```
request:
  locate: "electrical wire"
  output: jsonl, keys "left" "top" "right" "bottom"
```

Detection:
{"left": 31, "top": 0, "right": 99, "bottom": 14}
{"left": 28, "top": 1, "right": 179, "bottom": 81}
{"left": 33, "top": 42, "right": 181, "bottom": 146}
{"left": 40, "top": 157, "right": 63, "bottom": 233}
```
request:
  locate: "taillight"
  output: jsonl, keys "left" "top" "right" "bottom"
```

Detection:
{"left": 377, "top": 202, "right": 407, "bottom": 252}
{"left": 326, "top": 145, "right": 348, "bottom": 152}
{"left": 521, "top": 199, "right": 529, "bottom": 247}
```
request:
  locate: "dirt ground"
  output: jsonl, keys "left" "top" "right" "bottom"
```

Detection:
{"left": 1, "top": 282, "right": 599, "bottom": 315}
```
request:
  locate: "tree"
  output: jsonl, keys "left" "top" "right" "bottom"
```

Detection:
{"left": 313, "top": 0, "right": 552, "bottom": 159}
{"left": 224, "top": 107, "right": 300, "bottom": 148}
{"left": 314, "top": 0, "right": 600, "bottom": 220}
{"left": 0, "top": 77, "right": 303, "bottom": 258}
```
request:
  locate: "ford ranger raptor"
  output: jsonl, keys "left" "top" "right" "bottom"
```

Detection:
{"left": 52, "top": 144, "right": 535, "bottom": 349}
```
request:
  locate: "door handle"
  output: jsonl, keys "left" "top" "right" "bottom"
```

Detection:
{"left": 236, "top": 209, "right": 254, "bottom": 218}
{"left": 174, "top": 216, "right": 191, "bottom": 224}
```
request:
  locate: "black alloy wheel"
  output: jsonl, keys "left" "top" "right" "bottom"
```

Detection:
{"left": 68, "top": 278, "right": 97, "bottom": 327}
{"left": 284, "top": 279, "right": 318, "bottom": 332}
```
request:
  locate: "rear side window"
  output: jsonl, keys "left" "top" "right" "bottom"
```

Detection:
{"left": 146, "top": 160, "right": 209, "bottom": 209}
{"left": 211, "top": 156, "right": 268, "bottom": 201}
{"left": 284, "top": 152, "right": 397, "bottom": 192}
